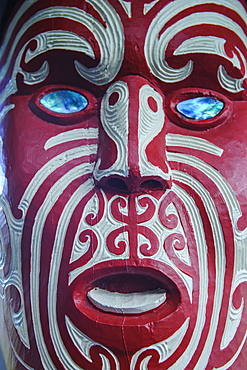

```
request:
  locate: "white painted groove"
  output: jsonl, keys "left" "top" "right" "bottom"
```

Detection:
{"left": 19, "top": 60, "right": 50, "bottom": 85}
{"left": 136, "top": 192, "right": 193, "bottom": 301}
{"left": 101, "top": 355, "right": 112, "bottom": 370}
{"left": 130, "top": 319, "right": 190, "bottom": 369}
{"left": 167, "top": 152, "right": 241, "bottom": 224}
{"left": 0, "top": 0, "right": 246, "bottom": 367}
{"left": 0, "top": 31, "right": 49, "bottom": 107}
{"left": 139, "top": 356, "right": 152, "bottom": 370}
{"left": 167, "top": 144, "right": 245, "bottom": 368}
{"left": 218, "top": 64, "right": 246, "bottom": 93}
{"left": 0, "top": 213, "right": 9, "bottom": 270}
{"left": 25, "top": 30, "right": 95, "bottom": 63}
{"left": 30, "top": 167, "right": 94, "bottom": 370}
{"left": 70, "top": 187, "right": 198, "bottom": 367}
{"left": 74, "top": 0, "right": 124, "bottom": 85}
{"left": 165, "top": 184, "right": 208, "bottom": 370}
{"left": 0, "top": 7, "right": 81, "bottom": 85}
{"left": 166, "top": 134, "right": 223, "bottom": 157}
{"left": 0, "top": 1, "right": 124, "bottom": 113}
{"left": 0, "top": 77, "right": 18, "bottom": 109}
{"left": 146, "top": 12, "right": 245, "bottom": 83}
{"left": 69, "top": 191, "right": 193, "bottom": 302}
{"left": 0, "top": 74, "right": 17, "bottom": 109}
{"left": 145, "top": 9, "right": 193, "bottom": 83}
{"left": 0, "top": 3, "right": 123, "bottom": 85}
{"left": 221, "top": 235, "right": 247, "bottom": 348}
{"left": 118, "top": 0, "right": 132, "bottom": 18}
{"left": 11, "top": 343, "right": 35, "bottom": 370}
{"left": 0, "top": 42, "right": 48, "bottom": 123}
{"left": 0, "top": 196, "right": 29, "bottom": 349}
{"left": 66, "top": 316, "right": 120, "bottom": 369}
{"left": 175, "top": 33, "right": 247, "bottom": 94}
{"left": 144, "top": 0, "right": 246, "bottom": 87}
{"left": 213, "top": 330, "right": 247, "bottom": 370}
{"left": 175, "top": 35, "right": 243, "bottom": 71}
{"left": 44, "top": 128, "right": 99, "bottom": 150}
{"left": 65, "top": 316, "right": 94, "bottom": 362}
{"left": 2, "top": 76, "right": 19, "bottom": 100}
{"left": 47, "top": 181, "right": 95, "bottom": 370}
{"left": 138, "top": 85, "right": 171, "bottom": 180}
{"left": 69, "top": 192, "right": 101, "bottom": 264}
{"left": 172, "top": 171, "right": 226, "bottom": 370}
{"left": 0, "top": 26, "right": 87, "bottom": 104}
{"left": 221, "top": 293, "right": 244, "bottom": 349}
{"left": 69, "top": 192, "right": 131, "bottom": 285}
{"left": 143, "top": 0, "right": 161, "bottom": 15}
{"left": 13, "top": 130, "right": 96, "bottom": 369}
{"left": 93, "top": 81, "right": 129, "bottom": 181}
{"left": 19, "top": 145, "right": 97, "bottom": 215}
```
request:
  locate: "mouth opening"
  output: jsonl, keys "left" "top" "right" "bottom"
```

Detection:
{"left": 73, "top": 264, "right": 181, "bottom": 321}
{"left": 87, "top": 274, "right": 170, "bottom": 315}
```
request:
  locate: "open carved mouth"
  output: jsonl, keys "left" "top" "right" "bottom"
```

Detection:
{"left": 72, "top": 266, "right": 181, "bottom": 320}
{"left": 87, "top": 274, "right": 167, "bottom": 314}
{"left": 70, "top": 264, "right": 185, "bottom": 353}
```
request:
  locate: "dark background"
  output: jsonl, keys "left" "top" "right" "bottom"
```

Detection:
{"left": 0, "top": 0, "right": 20, "bottom": 40}
{"left": 1, "top": 1, "right": 19, "bottom": 369}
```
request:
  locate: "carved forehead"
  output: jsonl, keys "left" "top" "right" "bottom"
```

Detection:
{"left": 1, "top": 0, "right": 247, "bottom": 98}
{"left": 7, "top": 0, "right": 247, "bottom": 48}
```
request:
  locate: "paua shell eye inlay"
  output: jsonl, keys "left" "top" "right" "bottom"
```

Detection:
{"left": 40, "top": 90, "right": 88, "bottom": 114}
{"left": 176, "top": 96, "right": 224, "bottom": 120}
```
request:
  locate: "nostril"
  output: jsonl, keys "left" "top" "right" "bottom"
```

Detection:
{"left": 139, "top": 180, "right": 166, "bottom": 191}
{"left": 106, "top": 178, "right": 128, "bottom": 192}
{"left": 95, "top": 177, "right": 169, "bottom": 193}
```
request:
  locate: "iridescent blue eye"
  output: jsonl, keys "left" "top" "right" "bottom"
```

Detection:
{"left": 40, "top": 90, "right": 88, "bottom": 114}
{"left": 176, "top": 97, "right": 224, "bottom": 121}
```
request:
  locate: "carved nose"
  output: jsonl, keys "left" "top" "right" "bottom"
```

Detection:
{"left": 96, "top": 175, "right": 169, "bottom": 194}
{"left": 93, "top": 76, "right": 171, "bottom": 194}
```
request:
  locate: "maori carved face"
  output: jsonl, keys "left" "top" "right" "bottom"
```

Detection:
{"left": 0, "top": 0, "right": 247, "bottom": 369}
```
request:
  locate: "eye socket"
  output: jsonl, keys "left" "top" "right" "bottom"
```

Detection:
{"left": 40, "top": 90, "right": 88, "bottom": 114}
{"left": 166, "top": 88, "right": 232, "bottom": 130}
{"left": 29, "top": 85, "right": 97, "bottom": 125}
{"left": 176, "top": 96, "right": 224, "bottom": 121}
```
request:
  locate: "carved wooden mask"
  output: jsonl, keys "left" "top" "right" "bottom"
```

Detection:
{"left": 0, "top": 0, "right": 247, "bottom": 369}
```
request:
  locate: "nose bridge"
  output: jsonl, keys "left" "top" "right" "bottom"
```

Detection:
{"left": 93, "top": 75, "right": 170, "bottom": 192}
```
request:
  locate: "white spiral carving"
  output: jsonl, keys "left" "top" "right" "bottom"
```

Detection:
{"left": 138, "top": 84, "right": 170, "bottom": 180}
{"left": 74, "top": 0, "right": 124, "bottom": 85}
{"left": 93, "top": 81, "right": 129, "bottom": 181}
{"left": 144, "top": 0, "right": 247, "bottom": 91}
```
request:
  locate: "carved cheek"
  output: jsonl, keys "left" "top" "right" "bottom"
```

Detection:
{"left": 4, "top": 93, "right": 99, "bottom": 208}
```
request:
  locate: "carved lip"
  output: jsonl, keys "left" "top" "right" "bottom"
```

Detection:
{"left": 72, "top": 263, "right": 181, "bottom": 321}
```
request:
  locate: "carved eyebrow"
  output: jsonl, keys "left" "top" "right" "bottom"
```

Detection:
{"left": 144, "top": 0, "right": 247, "bottom": 93}
{"left": 0, "top": 0, "right": 124, "bottom": 90}
{"left": 0, "top": 0, "right": 125, "bottom": 123}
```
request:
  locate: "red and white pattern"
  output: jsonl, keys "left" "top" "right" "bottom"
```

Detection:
{"left": 0, "top": 0, "right": 247, "bottom": 369}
